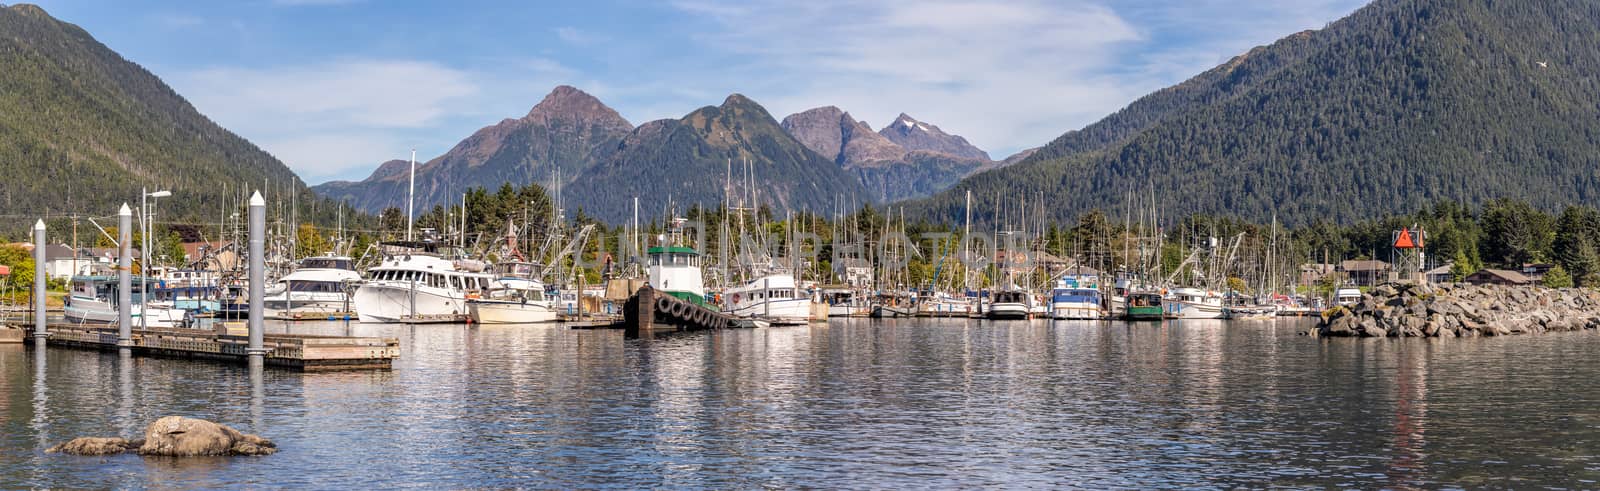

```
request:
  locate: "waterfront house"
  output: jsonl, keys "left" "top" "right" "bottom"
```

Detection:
{"left": 1464, "top": 269, "right": 1534, "bottom": 286}
{"left": 1339, "top": 260, "right": 1391, "bottom": 287}
{"left": 1423, "top": 263, "right": 1455, "bottom": 284}
{"left": 1520, "top": 263, "right": 1554, "bottom": 283}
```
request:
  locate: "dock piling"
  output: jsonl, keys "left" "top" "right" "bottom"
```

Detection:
{"left": 117, "top": 204, "right": 132, "bottom": 347}
{"left": 33, "top": 219, "right": 47, "bottom": 341}
{"left": 247, "top": 191, "right": 265, "bottom": 360}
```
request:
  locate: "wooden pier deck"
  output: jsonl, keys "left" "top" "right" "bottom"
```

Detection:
{"left": 13, "top": 323, "right": 399, "bottom": 371}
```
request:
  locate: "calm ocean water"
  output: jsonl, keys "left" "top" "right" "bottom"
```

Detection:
{"left": 4, "top": 318, "right": 1598, "bottom": 488}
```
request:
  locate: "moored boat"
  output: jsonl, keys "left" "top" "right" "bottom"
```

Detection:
{"left": 986, "top": 290, "right": 1033, "bottom": 320}
{"left": 1124, "top": 291, "right": 1165, "bottom": 321}
{"left": 352, "top": 239, "right": 495, "bottom": 323}
{"left": 263, "top": 256, "right": 361, "bottom": 320}
{"left": 468, "top": 261, "right": 558, "bottom": 324}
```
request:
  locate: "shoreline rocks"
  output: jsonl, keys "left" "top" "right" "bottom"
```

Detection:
{"left": 47, "top": 416, "right": 275, "bottom": 457}
{"left": 1312, "top": 282, "right": 1600, "bottom": 338}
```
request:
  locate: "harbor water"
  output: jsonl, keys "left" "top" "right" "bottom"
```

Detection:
{"left": 3, "top": 318, "right": 1598, "bottom": 488}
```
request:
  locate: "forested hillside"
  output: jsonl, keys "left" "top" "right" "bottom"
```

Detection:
{"left": 911, "top": 0, "right": 1600, "bottom": 226}
{"left": 0, "top": 4, "right": 340, "bottom": 235}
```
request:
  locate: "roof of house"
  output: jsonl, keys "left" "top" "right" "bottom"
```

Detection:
{"left": 1423, "top": 263, "right": 1455, "bottom": 276}
{"left": 1341, "top": 260, "right": 1391, "bottom": 272}
{"left": 1470, "top": 268, "right": 1533, "bottom": 284}
{"left": 43, "top": 244, "right": 77, "bottom": 261}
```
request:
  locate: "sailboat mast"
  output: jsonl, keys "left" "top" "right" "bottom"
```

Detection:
{"left": 406, "top": 149, "right": 416, "bottom": 241}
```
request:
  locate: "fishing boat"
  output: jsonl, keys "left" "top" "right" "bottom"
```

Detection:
{"left": 724, "top": 273, "right": 811, "bottom": 325}
{"left": 1220, "top": 291, "right": 1279, "bottom": 320}
{"left": 64, "top": 275, "right": 187, "bottom": 327}
{"left": 870, "top": 290, "right": 916, "bottom": 318}
{"left": 352, "top": 238, "right": 495, "bottom": 323}
{"left": 467, "top": 261, "right": 559, "bottom": 324}
{"left": 1124, "top": 291, "right": 1165, "bottom": 321}
{"left": 1164, "top": 287, "right": 1225, "bottom": 319}
{"left": 1049, "top": 286, "right": 1104, "bottom": 320}
{"left": 820, "top": 287, "right": 871, "bottom": 317}
{"left": 263, "top": 256, "right": 361, "bottom": 319}
{"left": 986, "top": 289, "right": 1034, "bottom": 320}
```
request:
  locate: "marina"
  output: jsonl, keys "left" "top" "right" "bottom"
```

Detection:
{"left": 9, "top": 317, "right": 1600, "bottom": 488}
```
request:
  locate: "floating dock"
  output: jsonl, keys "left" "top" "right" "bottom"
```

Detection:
{"left": 14, "top": 322, "right": 398, "bottom": 371}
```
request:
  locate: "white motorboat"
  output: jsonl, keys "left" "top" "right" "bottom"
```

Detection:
{"left": 1165, "top": 287, "right": 1225, "bottom": 319}
{"left": 986, "top": 290, "right": 1034, "bottom": 320}
{"left": 264, "top": 256, "right": 361, "bottom": 319}
{"left": 1050, "top": 287, "right": 1105, "bottom": 320}
{"left": 353, "top": 240, "right": 496, "bottom": 323}
{"left": 468, "top": 261, "right": 558, "bottom": 324}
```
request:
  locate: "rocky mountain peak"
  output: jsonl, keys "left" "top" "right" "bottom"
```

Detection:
{"left": 879, "top": 113, "right": 989, "bottom": 161}
{"left": 524, "top": 85, "right": 631, "bottom": 130}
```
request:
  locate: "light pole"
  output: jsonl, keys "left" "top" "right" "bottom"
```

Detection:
{"left": 141, "top": 188, "right": 172, "bottom": 331}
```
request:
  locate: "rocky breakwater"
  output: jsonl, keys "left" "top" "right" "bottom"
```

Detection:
{"left": 1313, "top": 282, "right": 1600, "bottom": 338}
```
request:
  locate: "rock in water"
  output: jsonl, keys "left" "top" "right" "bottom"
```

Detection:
{"left": 139, "top": 416, "right": 276, "bottom": 456}
{"left": 47, "top": 417, "right": 275, "bottom": 457}
{"left": 46, "top": 437, "right": 140, "bottom": 456}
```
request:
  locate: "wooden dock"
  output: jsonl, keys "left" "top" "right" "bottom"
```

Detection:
{"left": 14, "top": 323, "right": 399, "bottom": 371}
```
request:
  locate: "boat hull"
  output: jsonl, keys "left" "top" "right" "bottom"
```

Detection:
{"left": 1165, "top": 300, "right": 1224, "bottom": 319}
{"left": 353, "top": 282, "right": 467, "bottom": 323}
{"left": 725, "top": 297, "right": 812, "bottom": 325}
{"left": 467, "top": 299, "right": 559, "bottom": 324}
{"left": 986, "top": 303, "right": 1031, "bottom": 320}
{"left": 1051, "top": 301, "right": 1103, "bottom": 320}
{"left": 1124, "top": 306, "right": 1166, "bottom": 321}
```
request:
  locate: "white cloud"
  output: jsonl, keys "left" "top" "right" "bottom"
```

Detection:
{"left": 554, "top": 27, "right": 603, "bottom": 45}
{"left": 150, "top": 13, "right": 203, "bottom": 28}
{"left": 664, "top": 0, "right": 1368, "bottom": 157}
{"left": 172, "top": 59, "right": 478, "bottom": 178}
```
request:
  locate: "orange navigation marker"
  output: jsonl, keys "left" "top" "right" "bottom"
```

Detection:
{"left": 1394, "top": 227, "right": 1418, "bottom": 249}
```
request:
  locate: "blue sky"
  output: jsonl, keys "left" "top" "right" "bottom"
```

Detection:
{"left": 27, "top": 0, "right": 1369, "bottom": 183}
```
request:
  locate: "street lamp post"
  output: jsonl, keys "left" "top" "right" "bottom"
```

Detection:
{"left": 141, "top": 188, "right": 172, "bottom": 331}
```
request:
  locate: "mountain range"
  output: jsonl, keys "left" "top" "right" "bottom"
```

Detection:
{"left": 909, "top": 0, "right": 1600, "bottom": 226}
{"left": 8, "top": 0, "right": 1600, "bottom": 232}
{"left": 0, "top": 3, "right": 331, "bottom": 233}
{"left": 314, "top": 88, "right": 1018, "bottom": 221}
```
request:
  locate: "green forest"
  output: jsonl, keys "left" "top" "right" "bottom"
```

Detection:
{"left": 908, "top": 0, "right": 1600, "bottom": 228}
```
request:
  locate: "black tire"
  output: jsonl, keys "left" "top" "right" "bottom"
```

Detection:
{"left": 656, "top": 296, "right": 675, "bottom": 318}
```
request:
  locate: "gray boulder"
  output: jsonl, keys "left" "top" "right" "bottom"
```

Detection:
{"left": 46, "top": 416, "right": 274, "bottom": 457}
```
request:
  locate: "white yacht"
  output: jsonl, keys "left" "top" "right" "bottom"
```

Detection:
{"left": 352, "top": 241, "right": 496, "bottom": 323}
{"left": 1050, "top": 287, "right": 1104, "bottom": 320}
{"left": 467, "top": 261, "right": 559, "bottom": 324}
{"left": 723, "top": 273, "right": 811, "bottom": 325}
{"left": 64, "top": 275, "right": 187, "bottom": 328}
{"left": 1164, "top": 287, "right": 1225, "bottom": 319}
{"left": 263, "top": 256, "right": 361, "bottom": 320}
